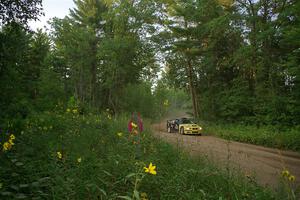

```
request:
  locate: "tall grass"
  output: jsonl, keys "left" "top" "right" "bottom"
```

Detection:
{"left": 0, "top": 111, "right": 277, "bottom": 199}
{"left": 203, "top": 123, "right": 300, "bottom": 152}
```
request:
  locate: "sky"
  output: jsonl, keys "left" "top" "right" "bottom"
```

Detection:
{"left": 29, "top": 0, "right": 75, "bottom": 31}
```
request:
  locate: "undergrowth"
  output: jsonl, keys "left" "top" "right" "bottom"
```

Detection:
{"left": 0, "top": 110, "right": 279, "bottom": 199}
{"left": 204, "top": 123, "right": 300, "bottom": 152}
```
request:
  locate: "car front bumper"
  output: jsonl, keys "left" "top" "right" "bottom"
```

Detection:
{"left": 184, "top": 130, "right": 201, "bottom": 135}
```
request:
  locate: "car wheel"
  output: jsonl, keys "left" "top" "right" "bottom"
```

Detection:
{"left": 180, "top": 127, "right": 184, "bottom": 135}
{"left": 167, "top": 126, "right": 171, "bottom": 133}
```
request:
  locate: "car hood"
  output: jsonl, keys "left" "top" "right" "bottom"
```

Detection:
{"left": 182, "top": 124, "right": 201, "bottom": 128}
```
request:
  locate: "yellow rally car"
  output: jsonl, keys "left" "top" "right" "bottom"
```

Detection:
{"left": 167, "top": 118, "right": 202, "bottom": 135}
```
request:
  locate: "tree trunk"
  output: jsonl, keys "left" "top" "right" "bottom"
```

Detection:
{"left": 90, "top": 39, "right": 97, "bottom": 106}
{"left": 187, "top": 57, "right": 198, "bottom": 118}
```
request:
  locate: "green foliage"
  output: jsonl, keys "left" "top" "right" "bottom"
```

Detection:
{"left": 0, "top": 23, "right": 64, "bottom": 126}
{"left": 154, "top": 81, "right": 190, "bottom": 115}
{"left": 47, "top": 0, "right": 161, "bottom": 111}
{"left": 217, "top": 78, "right": 254, "bottom": 123}
{"left": 0, "top": 112, "right": 277, "bottom": 199}
{"left": 0, "top": 0, "right": 43, "bottom": 25}
{"left": 0, "top": 0, "right": 299, "bottom": 197}
{"left": 205, "top": 123, "right": 300, "bottom": 152}
{"left": 0, "top": 23, "right": 36, "bottom": 124}
{"left": 161, "top": 0, "right": 300, "bottom": 127}
{"left": 36, "top": 67, "right": 65, "bottom": 111}
{"left": 119, "top": 83, "right": 155, "bottom": 118}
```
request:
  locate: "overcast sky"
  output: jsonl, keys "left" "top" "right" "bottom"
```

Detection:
{"left": 29, "top": 0, "right": 75, "bottom": 30}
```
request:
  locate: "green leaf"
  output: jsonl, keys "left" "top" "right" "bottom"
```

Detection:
{"left": 15, "top": 193, "right": 27, "bottom": 199}
{"left": 86, "top": 183, "right": 107, "bottom": 196}
{"left": 133, "top": 190, "right": 140, "bottom": 200}
{"left": 1, "top": 191, "right": 13, "bottom": 196}
{"left": 125, "top": 173, "right": 136, "bottom": 179}
{"left": 10, "top": 185, "right": 19, "bottom": 191}
{"left": 117, "top": 196, "right": 132, "bottom": 200}
{"left": 38, "top": 177, "right": 51, "bottom": 183}
{"left": 19, "top": 184, "right": 29, "bottom": 188}
{"left": 103, "top": 170, "right": 113, "bottom": 177}
{"left": 11, "top": 173, "right": 19, "bottom": 177}
{"left": 31, "top": 182, "right": 40, "bottom": 187}
{"left": 15, "top": 162, "right": 24, "bottom": 167}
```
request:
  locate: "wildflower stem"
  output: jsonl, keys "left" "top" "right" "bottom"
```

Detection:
{"left": 132, "top": 173, "right": 139, "bottom": 200}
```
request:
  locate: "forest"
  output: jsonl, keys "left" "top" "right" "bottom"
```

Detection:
{"left": 1, "top": 0, "right": 300, "bottom": 127}
{"left": 0, "top": 0, "right": 299, "bottom": 199}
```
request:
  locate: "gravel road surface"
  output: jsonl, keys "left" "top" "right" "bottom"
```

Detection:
{"left": 152, "top": 122, "right": 300, "bottom": 189}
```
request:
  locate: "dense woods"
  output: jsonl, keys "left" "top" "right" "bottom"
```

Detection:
{"left": 0, "top": 0, "right": 166, "bottom": 126}
{"left": 1, "top": 0, "right": 299, "bottom": 128}
{"left": 164, "top": 0, "right": 300, "bottom": 126}
{"left": 0, "top": 1, "right": 300, "bottom": 199}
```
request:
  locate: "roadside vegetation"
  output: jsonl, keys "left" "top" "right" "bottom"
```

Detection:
{"left": 204, "top": 123, "right": 300, "bottom": 152}
{"left": 1, "top": 109, "right": 278, "bottom": 199}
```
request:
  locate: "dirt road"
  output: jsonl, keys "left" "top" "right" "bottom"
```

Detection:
{"left": 151, "top": 122, "right": 300, "bottom": 189}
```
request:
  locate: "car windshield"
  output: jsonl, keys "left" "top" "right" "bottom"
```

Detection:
{"left": 181, "top": 118, "right": 193, "bottom": 124}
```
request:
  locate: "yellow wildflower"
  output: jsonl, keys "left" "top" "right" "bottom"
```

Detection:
{"left": 117, "top": 132, "right": 123, "bottom": 137}
{"left": 8, "top": 139, "right": 14, "bottom": 145}
{"left": 57, "top": 151, "right": 62, "bottom": 159}
{"left": 3, "top": 142, "right": 12, "bottom": 151}
{"left": 66, "top": 108, "right": 71, "bottom": 113}
{"left": 282, "top": 169, "right": 290, "bottom": 177}
{"left": 10, "top": 134, "right": 15, "bottom": 140}
{"left": 289, "top": 175, "right": 296, "bottom": 182}
{"left": 72, "top": 109, "right": 78, "bottom": 114}
{"left": 144, "top": 162, "right": 157, "bottom": 175}
{"left": 131, "top": 122, "right": 137, "bottom": 129}
{"left": 77, "top": 157, "right": 82, "bottom": 163}
{"left": 141, "top": 192, "right": 148, "bottom": 200}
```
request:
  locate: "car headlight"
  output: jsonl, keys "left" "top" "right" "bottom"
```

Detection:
{"left": 186, "top": 127, "right": 191, "bottom": 130}
{"left": 199, "top": 127, "right": 202, "bottom": 130}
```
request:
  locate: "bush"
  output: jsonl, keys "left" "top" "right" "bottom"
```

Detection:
{"left": 205, "top": 123, "right": 300, "bottom": 152}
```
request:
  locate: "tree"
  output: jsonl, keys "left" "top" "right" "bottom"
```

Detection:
{"left": 161, "top": 0, "right": 300, "bottom": 126}
{"left": 49, "top": 0, "right": 162, "bottom": 113}
{"left": 0, "top": 0, "right": 43, "bottom": 25}
{"left": 0, "top": 23, "right": 51, "bottom": 124}
{"left": 278, "top": 0, "right": 300, "bottom": 125}
{"left": 70, "top": 0, "right": 108, "bottom": 105}
{"left": 162, "top": 0, "right": 202, "bottom": 118}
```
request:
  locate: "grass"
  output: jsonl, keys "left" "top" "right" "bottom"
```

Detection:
{"left": 0, "top": 110, "right": 289, "bottom": 199}
{"left": 203, "top": 123, "right": 300, "bottom": 152}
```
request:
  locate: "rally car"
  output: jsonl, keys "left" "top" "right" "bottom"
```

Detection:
{"left": 166, "top": 117, "right": 202, "bottom": 135}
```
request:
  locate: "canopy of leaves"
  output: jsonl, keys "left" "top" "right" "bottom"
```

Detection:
{"left": 0, "top": 0, "right": 43, "bottom": 25}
